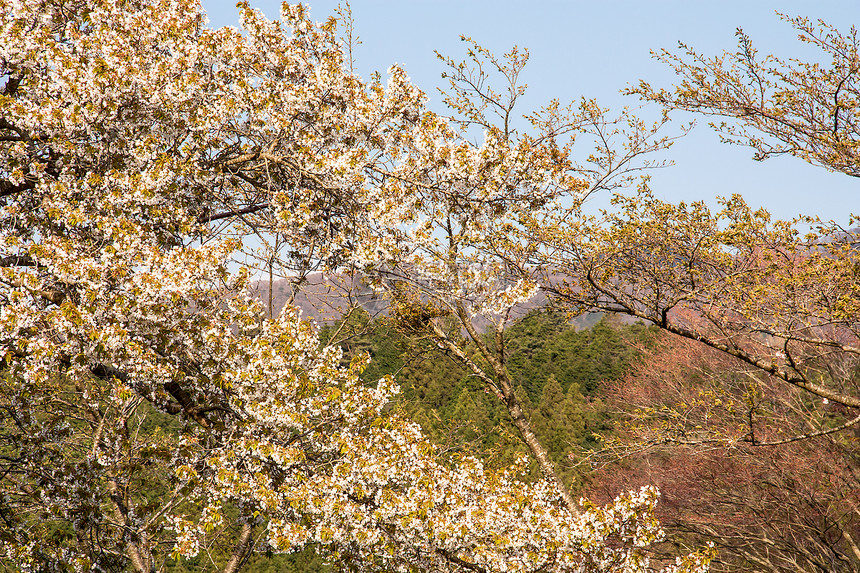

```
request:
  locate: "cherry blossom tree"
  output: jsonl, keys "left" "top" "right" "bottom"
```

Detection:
{"left": 357, "top": 36, "right": 682, "bottom": 516}
{"left": 0, "top": 1, "right": 710, "bottom": 572}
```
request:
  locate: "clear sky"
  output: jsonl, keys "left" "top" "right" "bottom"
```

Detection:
{"left": 201, "top": 1, "right": 858, "bottom": 224}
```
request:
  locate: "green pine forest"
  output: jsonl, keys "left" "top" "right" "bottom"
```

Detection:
{"left": 319, "top": 309, "right": 656, "bottom": 496}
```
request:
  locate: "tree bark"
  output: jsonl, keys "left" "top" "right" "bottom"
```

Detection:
{"left": 223, "top": 522, "right": 254, "bottom": 573}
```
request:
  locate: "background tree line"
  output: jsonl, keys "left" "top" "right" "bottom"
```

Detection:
{"left": 322, "top": 303, "right": 860, "bottom": 572}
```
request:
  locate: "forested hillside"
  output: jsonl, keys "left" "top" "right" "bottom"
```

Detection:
{"left": 321, "top": 309, "right": 656, "bottom": 487}
{"left": 321, "top": 308, "right": 860, "bottom": 572}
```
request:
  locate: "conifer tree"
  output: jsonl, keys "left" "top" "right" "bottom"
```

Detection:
{"left": 451, "top": 387, "right": 494, "bottom": 444}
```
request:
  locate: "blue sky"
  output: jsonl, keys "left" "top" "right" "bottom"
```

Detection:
{"left": 202, "top": 1, "right": 858, "bottom": 224}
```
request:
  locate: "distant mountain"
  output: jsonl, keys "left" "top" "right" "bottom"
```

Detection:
{"left": 251, "top": 273, "right": 385, "bottom": 324}
{"left": 250, "top": 273, "right": 609, "bottom": 331}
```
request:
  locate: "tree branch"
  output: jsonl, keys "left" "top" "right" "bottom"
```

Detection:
{"left": 197, "top": 203, "right": 270, "bottom": 224}
{"left": 222, "top": 522, "right": 254, "bottom": 573}
{"left": 0, "top": 255, "right": 37, "bottom": 267}
{"left": 746, "top": 411, "right": 860, "bottom": 446}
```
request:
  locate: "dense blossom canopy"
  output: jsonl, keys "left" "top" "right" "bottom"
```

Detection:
{"left": 0, "top": 1, "right": 712, "bottom": 572}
